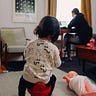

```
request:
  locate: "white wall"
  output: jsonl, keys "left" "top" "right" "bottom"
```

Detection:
{"left": 0, "top": 0, "right": 48, "bottom": 40}
{"left": 91, "top": 0, "right": 96, "bottom": 34}
{"left": 0, "top": 0, "right": 96, "bottom": 36}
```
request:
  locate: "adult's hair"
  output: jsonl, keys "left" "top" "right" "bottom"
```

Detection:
{"left": 72, "top": 8, "right": 79, "bottom": 15}
{"left": 33, "top": 16, "right": 60, "bottom": 42}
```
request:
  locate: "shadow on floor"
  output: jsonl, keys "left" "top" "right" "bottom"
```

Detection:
{"left": 6, "top": 61, "right": 25, "bottom": 71}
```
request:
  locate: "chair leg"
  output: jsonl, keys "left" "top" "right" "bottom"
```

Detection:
{"left": 4, "top": 53, "right": 7, "bottom": 66}
{"left": 0, "top": 56, "right": 7, "bottom": 73}
{"left": 0, "top": 64, "right": 7, "bottom": 73}
{"left": 63, "top": 49, "right": 67, "bottom": 58}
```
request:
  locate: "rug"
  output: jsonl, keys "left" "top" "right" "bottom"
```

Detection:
{"left": 0, "top": 69, "right": 77, "bottom": 96}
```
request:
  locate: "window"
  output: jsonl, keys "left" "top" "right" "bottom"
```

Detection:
{"left": 56, "top": 0, "right": 80, "bottom": 25}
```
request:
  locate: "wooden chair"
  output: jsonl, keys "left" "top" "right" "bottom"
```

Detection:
{"left": 0, "top": 27, "right": 28, "bottom": 66}
{"left": 55, "top": 28, "right": 70, "bottom": 59}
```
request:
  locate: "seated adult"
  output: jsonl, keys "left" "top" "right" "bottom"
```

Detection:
{"left": 64, "top": 8, "right": 92, "bottom": 60}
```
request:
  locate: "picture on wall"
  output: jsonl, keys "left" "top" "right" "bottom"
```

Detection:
{"left": 12, "top": 0, "right": 37, "bottom": 23}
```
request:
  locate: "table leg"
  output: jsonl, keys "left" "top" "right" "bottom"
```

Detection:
{"left": 60, "top": 33, "right": 63, "bottom": 59}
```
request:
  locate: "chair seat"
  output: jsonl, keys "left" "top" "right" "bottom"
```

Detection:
{"left": 7, "top": 45, "right": 25, "bottom": 53}
{"left": 0, "top": 27, "right": 27, "bottom": 65}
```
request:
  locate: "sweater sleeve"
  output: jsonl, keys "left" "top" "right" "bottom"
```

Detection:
{"left": 53, "top": 46, "right": 61, "bottom": 68}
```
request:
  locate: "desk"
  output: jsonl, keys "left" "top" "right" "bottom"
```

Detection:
{"left": 76, "top": 45, "right": 96, "bottom": 72}
{"left": 59, "top": 28, "right": 70, "bottom": 58}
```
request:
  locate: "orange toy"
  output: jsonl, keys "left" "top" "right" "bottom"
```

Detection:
{"left": 63, "top": 71, "right": 96, "bottom": 96}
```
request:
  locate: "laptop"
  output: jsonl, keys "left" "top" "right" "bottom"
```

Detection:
{"left": 59, "top": 21, "right": 68, "bottom": 28}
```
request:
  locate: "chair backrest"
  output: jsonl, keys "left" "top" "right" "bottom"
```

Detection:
{"left": 0, "top": 27, "right": 26, "bottom": 46}
{"left": 28, "top": 82, "right": 51, "bottom": 96}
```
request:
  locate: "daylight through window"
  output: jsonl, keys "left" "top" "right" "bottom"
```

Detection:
{"left": 56, "top": 0, "right": 80, "bottom": 25}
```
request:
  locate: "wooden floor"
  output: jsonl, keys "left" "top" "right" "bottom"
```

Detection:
{"left": 0, "top": 58, "right": 6, "bottom": 73}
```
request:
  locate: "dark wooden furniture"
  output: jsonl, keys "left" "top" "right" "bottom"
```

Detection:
{"left": 59, "top": 28, "right": 70, "bottom": 58}
{"left": 0, "top": 27, "right": 27, "bottom": 66}
{"left": 76, "top": 45, "right": 96, "bottom": 72}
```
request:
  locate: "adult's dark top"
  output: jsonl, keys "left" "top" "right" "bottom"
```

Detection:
{"left": 68, "top": 13, "right": 92, "bottom": 44}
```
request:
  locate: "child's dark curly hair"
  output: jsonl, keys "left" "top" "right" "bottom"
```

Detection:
{"left": 33, "top": 16, "right": 60, "bottom": 42}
